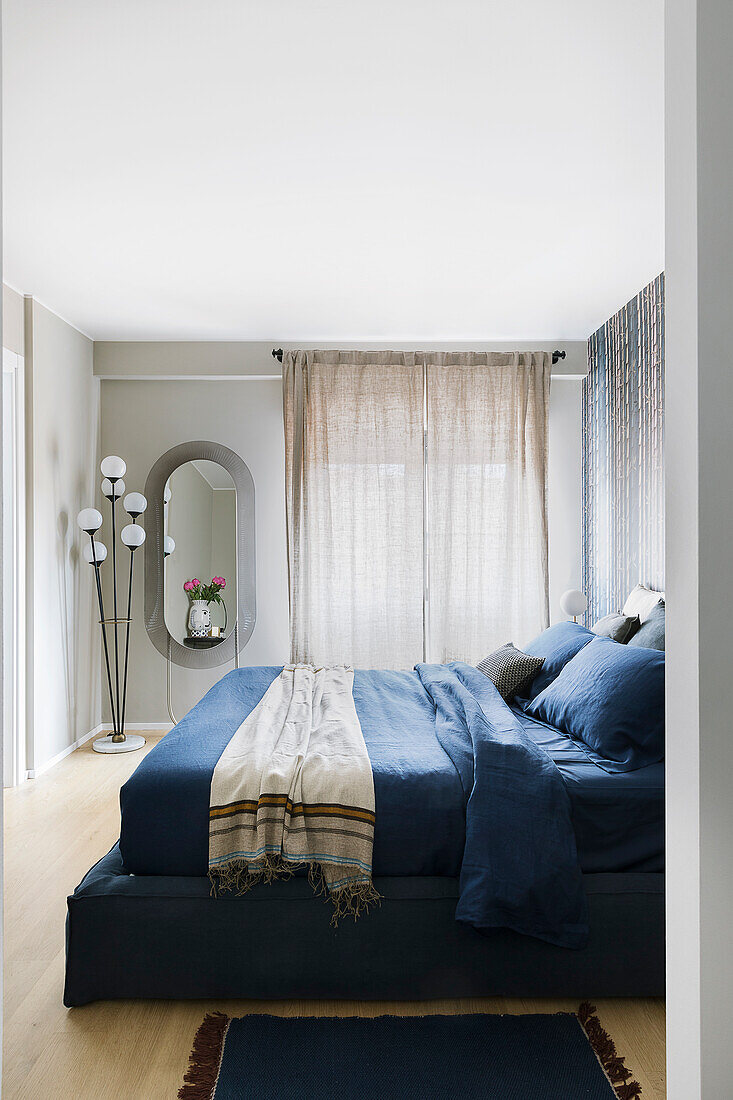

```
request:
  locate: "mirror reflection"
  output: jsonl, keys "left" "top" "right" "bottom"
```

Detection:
{"left": 163, "top": 460, "right": 237, "bottom": 647}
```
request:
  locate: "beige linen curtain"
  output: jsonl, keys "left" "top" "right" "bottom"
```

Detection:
{"left": 283, "top": 350, "right": 550, "bottom": 667}
{"left": 283, "top": 351, "right": 424, "bottom": 667}
{"left": 425, "top": 352, "right": 550, "bottom": 663}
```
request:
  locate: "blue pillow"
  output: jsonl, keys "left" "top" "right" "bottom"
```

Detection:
{"left": 520, "top": 621, "right": 595, "bottom": 699}
{"left": 526, "top": 635, "right": 665, "bottom": 772}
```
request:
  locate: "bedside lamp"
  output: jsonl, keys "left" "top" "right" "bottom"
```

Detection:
{"left": 560, "top": 589, "right": 587, "bottom": 623}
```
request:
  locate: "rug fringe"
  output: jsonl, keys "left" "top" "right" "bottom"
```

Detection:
{"left": 178, "top": 1011, "right": 230, "bottom": 1100}
{"left": 578, "top": 1002, "right": 643, "bottom": 1099}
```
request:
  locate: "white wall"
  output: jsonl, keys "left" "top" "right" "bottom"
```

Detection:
{"left": 2, "top": 286, "right": 24, "bottom": 357}
{"left": 666, "top": 1, "right": 733, "bottom": 1096}
{"left": 25, "top": 298, "right": 102, "bottom": 773}
{"left": 99, "top": 346, "right": 583, "bottom": 723}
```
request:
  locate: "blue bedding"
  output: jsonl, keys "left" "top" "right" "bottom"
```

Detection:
{"left": 121, "top": 667, "right": 466, "bottom": 880}
{"left": 510, "top": 706, "right": 664, "bottom": 874}
{"left": 119, "top": 663, "right": 660, "bottom": 947}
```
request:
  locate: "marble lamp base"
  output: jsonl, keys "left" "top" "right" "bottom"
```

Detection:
{"left": 92, "top": 733, "right": 146, "bottom": 754}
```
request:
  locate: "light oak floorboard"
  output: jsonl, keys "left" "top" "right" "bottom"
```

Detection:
{"left": 4, "top": 732, "right": 666, "bottom": 1099}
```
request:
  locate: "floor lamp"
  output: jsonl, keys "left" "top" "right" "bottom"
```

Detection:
{"left": 77, "top": 454, "right": 148, "bottom": 754}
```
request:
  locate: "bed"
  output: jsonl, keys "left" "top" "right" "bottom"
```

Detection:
{"left": 64, "top": 643, "right": 664, "bottom": 1007}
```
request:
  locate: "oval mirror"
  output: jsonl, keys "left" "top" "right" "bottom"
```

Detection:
{"left": 144, "top": 441, "right": 255, "bottom": 669}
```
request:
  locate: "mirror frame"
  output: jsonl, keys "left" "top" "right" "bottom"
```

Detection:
{"left": 144, "top": 440, "right": 256, "bottom": 668}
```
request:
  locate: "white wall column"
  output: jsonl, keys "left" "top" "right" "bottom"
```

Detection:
{"left": 666, "top": 1, "right": 733, "bottom": 1095}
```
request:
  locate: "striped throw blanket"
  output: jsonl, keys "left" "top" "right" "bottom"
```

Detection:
{"left": 208, "top": 664, "right": 378, "bottom": 919}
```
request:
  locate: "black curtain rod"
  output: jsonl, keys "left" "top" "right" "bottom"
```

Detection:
{"left": 272, "top": 348, "right": 567, "bottom": 365}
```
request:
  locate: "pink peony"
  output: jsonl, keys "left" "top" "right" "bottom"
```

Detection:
{"left": 191, "top": 579, "right": 200, "bottom": 587}
{"left": 212, "top": 576, "right": 226, "bottom": 587}
{"left": 183, "top": 581, "right": 192, "bottom": 591}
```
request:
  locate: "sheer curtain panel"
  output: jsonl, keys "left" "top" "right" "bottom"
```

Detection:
{"left": 283, "top": 350, "right": 550, "bottom": 668}
{"left": 425, "top": 352, "right": 550, "bottom": 663}
{"left": 283, "top": 351, "right": 424, "bottom": 667}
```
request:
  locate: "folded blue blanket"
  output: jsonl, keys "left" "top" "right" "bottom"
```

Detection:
{"left": 120, "top": 664, "right": 587, "bottom": 948}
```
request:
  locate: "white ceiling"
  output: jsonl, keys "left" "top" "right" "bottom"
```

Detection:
{"left": 3, "top": 1, "right": 664, "bottom": 341}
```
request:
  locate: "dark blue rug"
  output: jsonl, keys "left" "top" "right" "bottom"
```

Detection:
{"left": 179, "top": 1004, "right": 640, "bottom": 1099}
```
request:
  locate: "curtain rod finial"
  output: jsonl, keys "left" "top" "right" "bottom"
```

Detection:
{"left": 272, "top": 348, "right": 284, "bottom": 362}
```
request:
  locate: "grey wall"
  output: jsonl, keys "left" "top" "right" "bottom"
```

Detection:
{"left": 100, "top": 378, "right": 288, "bottom": 721}
{"left": 25, "top": 298, "right": 101, "bottom": 772}
{"left": 99, "top": 344, "right": 585, "bottom": 722}
{"left": 94, "top": 340, "right": 588, "bottom": 380}
{"left": 666, "top": 0, "right": 733, "bottom": 1095}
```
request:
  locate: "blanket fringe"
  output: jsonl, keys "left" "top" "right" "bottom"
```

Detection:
{"left": 578, "top": 1002, "right": 643, "bottom": 1099}
{"left": 326, "top": 878, "right": 382, "bottom": 926}
{"left": 178, "top": 1011, "right": 230, "bottom": 1100}
{"left": 210, "top": 854, "right": 295, "bottom": 897}
{"left": 210, "top": 855, "right": 380, "bottom": 923}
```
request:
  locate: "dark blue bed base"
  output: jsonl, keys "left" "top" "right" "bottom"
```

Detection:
{"left": 64, "top": 846, "right": 664, "bottom": 1006}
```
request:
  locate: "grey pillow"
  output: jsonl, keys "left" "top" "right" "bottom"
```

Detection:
{"left": 476, "top": 643, "right": 545, "bottom": 701}
{"left": 591, "top": 612, "right": 640, "bottom": 643}
{"left": 627, "top": 601, "right": 665, "bottom": 651}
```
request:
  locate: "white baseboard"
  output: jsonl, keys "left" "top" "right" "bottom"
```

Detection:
{"left": 26, "top": 721, "right": 172, "bottom": 779}
{"left": 26, "top": 723, "right": 105, "bottom": 779}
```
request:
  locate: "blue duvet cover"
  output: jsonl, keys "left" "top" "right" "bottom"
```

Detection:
{"left": 119, "top": 663, "right": 658, "bottom": 949}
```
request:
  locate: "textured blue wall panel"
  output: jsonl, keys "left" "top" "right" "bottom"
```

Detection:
{"left": 582, "top": 274, "right": 665, "bottom": 625}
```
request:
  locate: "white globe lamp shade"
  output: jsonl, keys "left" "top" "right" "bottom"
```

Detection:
{"left": 83, "top": 540, "right": 107, "bottom": 565}
{"left": 560, "top": 589, "right": 588, "bottom": 620}
{"left": 124, "top": 492, "right": 147, "bottom": 517}
{"left": 102, "top": 477, "right": 125, "bottom": 499}
{"left": 76, "top": 507, "right": 103, "bottom": 533}
{"left": 121, "top": 524, "right": 146, "bottom": 549}
{"left": 100, "top": 455, "right": 126, "bottom": 480}
{"left": 164, "top": 535, "right": 175, "bottom": 557}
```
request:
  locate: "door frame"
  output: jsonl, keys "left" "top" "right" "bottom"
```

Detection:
{"left": 3, "top": 347, "right": 26, "bottom": 787}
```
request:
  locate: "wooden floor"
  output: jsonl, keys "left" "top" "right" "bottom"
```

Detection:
{"left": 4, "top": 733, "right": 666, "bottom": 1099}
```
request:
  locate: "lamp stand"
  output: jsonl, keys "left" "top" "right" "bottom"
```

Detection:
{"left": 80, "top": 462, "right": 148, "bottom": 755}
{"left": 90, "top": 490, "right": 145, "bottom": 755}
